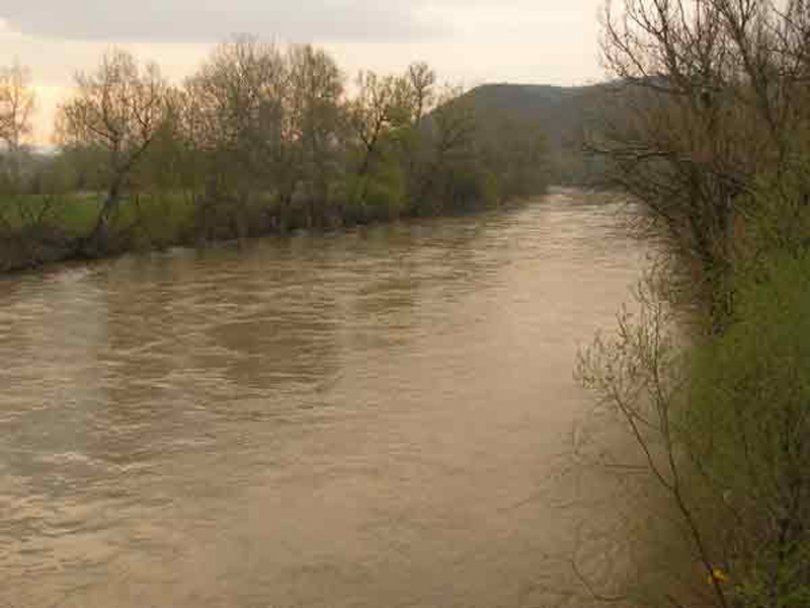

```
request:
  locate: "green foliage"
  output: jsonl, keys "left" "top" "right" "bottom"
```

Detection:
{"left": 584, "top": 14, "right": 810, "bottom": 606}
{"left": 111, "top": 192, "right": 196, "bottom": 250}
{"left": 476, "top": 110, "right": 550, "bottom": 201}
{"left": 346, "top": 153, "right": 407, "bottom": 222}
{"left": 577, "top": 251, "right": 810, "bottom": 608}
{"left": 684, "top": 251, "right": 810, "bottom": 607}
{"left": 0, "top": 49, "right": 552, "bottom": 271}
{"left": 739, "top": 161, "right": 810, "bottom": 263}
{"left": 478, "top": 170, "right": 500, "bottom": 208}
{"left": 577, "top": 171, "right": 810, "bottom": 607}
{"left": 0, "top": 193, "right": 99, "bottom": 234}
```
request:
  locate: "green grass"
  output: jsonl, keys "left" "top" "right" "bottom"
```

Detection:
{"left": 0, "top": 192, "right": 101, "bottom": 236}
{"left": 0, "top": 190, "right": 197, "bottom": 246}
{"left": 109, "top": 191, "right": 197, "bottom": 249}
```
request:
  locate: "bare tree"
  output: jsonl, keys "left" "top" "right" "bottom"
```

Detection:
{"left": 404, "top": 62, "right": 436, "bottom": 125}
{"left": 58, "top": 49, "right": 170, "bottom": 253}
{"left": 594, "top": 0, "right": 810, "bottom": 312}
{"left": 0, "top": 61, "right": 35, "bottom": 188}
{"left": 577, "top": 275, "right": 732, "bottom": 608}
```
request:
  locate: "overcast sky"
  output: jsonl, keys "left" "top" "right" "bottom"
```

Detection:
{"left": 0, "top": 1, "right": 608, "bottom": 142}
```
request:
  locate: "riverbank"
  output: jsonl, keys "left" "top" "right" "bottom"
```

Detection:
{"left": 0, "top": 188, "right": 549, "bottom": 275}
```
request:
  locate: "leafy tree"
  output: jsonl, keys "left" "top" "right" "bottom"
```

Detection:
{"left": 477, "top": 110, "right": 549, "bottom": 202}
{"left": 345, "top": 70, "right": 413, "bottom": 214}
{"left": 285, "top": 44, "right": 344, "bottom": 228}
{"left": 183, "top": 38, "right": 287, "bottom": 237}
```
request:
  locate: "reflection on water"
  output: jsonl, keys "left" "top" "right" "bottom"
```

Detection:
{"left": 0, "top": 189, "right": 647, "bottom": 608}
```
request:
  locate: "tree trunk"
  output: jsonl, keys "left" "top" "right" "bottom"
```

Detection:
{"left": 85, "top": 176, "right": 123, "bottom": 256}
{"left": 279, "top": 192, "right": 292, "bottom": 234}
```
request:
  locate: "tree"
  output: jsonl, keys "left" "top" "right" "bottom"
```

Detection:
{"left": 285, "top": 44, "right": 344, "bottom": 228}
{"left": 412, "top": 87, "right": 480, "bottom": 213}
{"left": 183, "top": 40, "right": 346, "bottom": 234}
{"left": 346, "top": 71, "right": 408, "bottom": 208}
{"left": 183, "top": 38, "right": 287, "bottom": 237}
{"left": 404, "top": 62, "right": 436, "bottom": 125}
{"left": 594, "top": 0, "right": 810, "bottom": 314}
{"left": 0, "top": 61, "right": 35, "bottom": 190}
{"left": 477, "top": 110, "right": 550, "bottom": 201}
{"left": 343, "top": 63, "right": 440, "bottom": 219}
{"left": 58, "top": 49, "right": 170, "bottom": 253}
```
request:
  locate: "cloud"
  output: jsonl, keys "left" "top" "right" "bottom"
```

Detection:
{"left": 1, "top": 0, "right": 446, "bottom": 44}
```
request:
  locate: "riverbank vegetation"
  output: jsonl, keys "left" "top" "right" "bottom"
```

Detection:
{"left": 576, "top": 1, "right": 809, "bottom": 606}
{"left": 0, "top": 41, "right": 550, "bottom": 272}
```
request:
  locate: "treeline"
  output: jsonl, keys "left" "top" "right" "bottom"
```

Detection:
{"left": 0, "top": 40, "right": 549, "bottom": 270}
{"left": 578, "top": 1, "right": 809, "bottom": 607}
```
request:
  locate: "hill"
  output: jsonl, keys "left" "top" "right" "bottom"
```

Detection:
{"left": 462, "top": 82, "right": 613, "bottom": 185}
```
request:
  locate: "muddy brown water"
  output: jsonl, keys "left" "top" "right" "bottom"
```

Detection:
{"left": 1, "top": 189, "right": 649, "bottom": 607}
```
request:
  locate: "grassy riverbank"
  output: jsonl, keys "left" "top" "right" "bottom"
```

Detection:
{"left": 0, "top": 192, "right": 193, "bottom": 272}
{"left": 0, "top": 185, "right": 535, "bottom": 273}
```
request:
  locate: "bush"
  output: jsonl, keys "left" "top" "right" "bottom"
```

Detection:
{"left": 685, "top": 251, "right": 810, "bottom": 608}
{"left": 577, "top": 252, "right": 810, "bottom": 608}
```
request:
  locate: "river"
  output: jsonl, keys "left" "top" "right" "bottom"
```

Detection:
{"left": 1, "top": 189, "right": 649, "bottom": 608}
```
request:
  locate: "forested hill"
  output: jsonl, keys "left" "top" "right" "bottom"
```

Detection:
{"left": 462, "top": 83, "right": 611, "bottom": 185}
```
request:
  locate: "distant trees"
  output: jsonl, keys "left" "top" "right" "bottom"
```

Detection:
{"left": 417, "top": 90, "right": 480, "bottom": 212}
{"left": 57, "top": 50, "right": 171, "bottom": 252}
{"left": 0, "top": 41, "right": 551, "bottom": 270}
{"left": 172, "top": 40, "right": 549, "bottom": 240}
{"left": 479, "top": 112, "right": 549, "bottom": 201}
{"left": 0, "top": 63, "right": 81, "bottom": 271}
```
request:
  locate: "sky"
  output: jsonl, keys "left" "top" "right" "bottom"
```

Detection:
{"left": 0, "top": 0, "right": 608, "bottom": 144}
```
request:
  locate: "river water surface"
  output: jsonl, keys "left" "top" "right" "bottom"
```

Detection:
{"left": 1, "top": 190, "right": 649, "bottom": 608}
